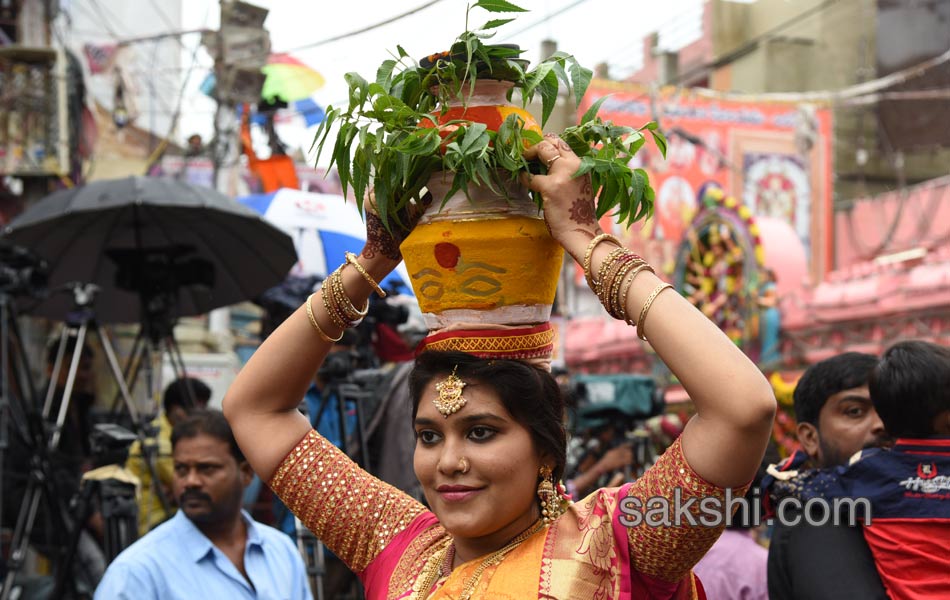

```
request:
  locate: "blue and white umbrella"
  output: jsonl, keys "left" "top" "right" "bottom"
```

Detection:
{"left": 238, "top": 188, "right": 413, "bottom": 294}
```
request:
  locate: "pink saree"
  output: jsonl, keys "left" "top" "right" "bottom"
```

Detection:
{"left": 271, "top": 430, "right": 738, "bottom": 599}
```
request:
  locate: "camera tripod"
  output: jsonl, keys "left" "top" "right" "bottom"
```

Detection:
{"left": 0, "top": 288, "right": 52, "bottom": 598}
{"left": 1, "top": 283, "right": 168, "bottom": 600}
{"left": 107, "top": 286, "right": 201, "bottom": 418}
{"left": 51, "top": 460, "right": 139, "bottom": 599}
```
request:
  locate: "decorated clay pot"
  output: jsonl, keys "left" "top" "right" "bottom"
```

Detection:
{"left": 400, "top": 172, "right": 563, "bottom": 330}
{"left": 418, "top": 79, "right": 542, "bottom": 150}
{"left": 400, "top": 76, "right": 560, "bottom": 329}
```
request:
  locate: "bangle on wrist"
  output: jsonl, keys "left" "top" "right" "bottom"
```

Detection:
{"left": 345, "top": 251, "right": 386, "bottom": 297}
{"left": 305, "top": 293, "right": 343, "bottom": 343}
{"left": 582, "top": 233, "right": 621, "bottom": 291}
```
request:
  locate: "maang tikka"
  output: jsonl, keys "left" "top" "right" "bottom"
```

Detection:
{"left": 433, "top": 366, "right": 467, "bottom": 417}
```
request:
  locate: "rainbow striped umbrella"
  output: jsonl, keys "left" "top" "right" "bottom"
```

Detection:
{"left": 261, "top": 53, "right": 325, "bottom": 103}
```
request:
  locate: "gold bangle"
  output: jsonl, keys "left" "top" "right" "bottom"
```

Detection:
{"left": 337, "top": 277, "right": 369, "bottom": 321}
{"left": 607, "top": 257, "right": 645, "bottom": 319}
{"left": 636, "top": 282, "right": 674, "bottom": 342}
{"left": 595, "top": 247, "right": 628, "bottom": 296}
{"left": 321, "top": 277, "right": 349, "bottom": 329}
{"left": 620, "top": 263, "right": 655, "bottom": 324}
{"left": 328, "top": 266, "right": 368, "bottom": 324}
{"left": 600, "top": 253, "right": 636, "bottom": 317}
{"left": 306, "top": 293, "right": 343, "bottom": 343}
{"left": 582, "top": 233, "right": 621, "bottom": 290}
{"left": 345, "top": 251, "right": 386, "bottom": 298}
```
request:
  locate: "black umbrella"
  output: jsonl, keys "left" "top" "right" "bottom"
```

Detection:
{"left": 2, "top": 176, "right": 296, "bottom": 324}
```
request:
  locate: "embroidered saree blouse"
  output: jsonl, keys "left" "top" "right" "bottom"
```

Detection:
{"left": 270, "top": 429, "right": 739, "bottom": 599}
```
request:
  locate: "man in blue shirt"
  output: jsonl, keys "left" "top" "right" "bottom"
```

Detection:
{"left": 95, "top": 410, "right": 311, "bottom": 599}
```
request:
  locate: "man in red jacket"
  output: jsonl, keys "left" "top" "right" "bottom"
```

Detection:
{"left": 764, "top": 352, "right": 890, "bottom": 600}
{"left": 802, "top": 341, "right": 950, "bottom": 599}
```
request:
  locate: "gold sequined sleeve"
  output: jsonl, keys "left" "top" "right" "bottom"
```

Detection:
{"left": 625, "top": 435, "right": 749, "bottom": 582}
{"left": 269, "top": 429, "right": 427, "bottom": 572}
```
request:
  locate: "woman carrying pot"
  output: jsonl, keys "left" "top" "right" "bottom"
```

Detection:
{"left": 223, "top": 135, "right": 776, "bottom": 599}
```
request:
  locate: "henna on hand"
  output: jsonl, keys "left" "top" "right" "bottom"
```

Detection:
{"left": 568, "top": 176, "right": 596, "bottom": 226}
{"left": 362, "top": 211, "right": 402, "bottom": 262}
{"left": 568, "top": 198, "right": 596, "bottom": 226}
{"left": 543, "top": 133, "right": 575, "bottom": 154}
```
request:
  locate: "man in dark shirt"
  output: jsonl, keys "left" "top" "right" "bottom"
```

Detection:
{"left": 765, "top": 352, "right": 890, "bottom": 600}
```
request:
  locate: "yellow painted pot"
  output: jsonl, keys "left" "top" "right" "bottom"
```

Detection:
{"left": 400, "top": 172, "right": 563, "bottom": 329}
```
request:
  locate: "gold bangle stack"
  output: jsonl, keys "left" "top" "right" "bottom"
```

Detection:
{"left": 587, "top": 241, "right": 675, "bottom": 342}
{"left": 321, "top": 264, "right": 369, "bottom": 330}
{"left": 636, "top": 282, "right": 674, "bottom": 341}
{"left": 305, "top": 292, "right": 343, "bottom": 343}
{"left": 582, "top": 233, "right": 621, "bottom": 292}
{"left": 619, "top": 264, "right": 654, "bottom": 324}
{"left": 607, "top": 258, "right": 648, "bottom": 322}
{"left": 345, "top": 251, "right": 386, "bottom": 298}
{"left": 594, "top": 247, "right": 628, "bottom": 296}
{"left": 590, "top": 245, "right": 654, "bottom": 321}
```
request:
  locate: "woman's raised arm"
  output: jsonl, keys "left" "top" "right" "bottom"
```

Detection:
{"left": 525, "top": 136, "right": 776, "bottom": 490}
{"left": 222, "top": 196, "right": 412, "bottom": 481}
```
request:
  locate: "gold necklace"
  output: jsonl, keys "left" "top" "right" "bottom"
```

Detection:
{"left": 410, "top": 539, "right": 452, "bottom": 600}
{"left": 410, "top": 520, "right": 545, "bottom": 600}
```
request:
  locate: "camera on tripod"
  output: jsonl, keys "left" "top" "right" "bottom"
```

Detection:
{"left": 108, "top": 244, "right": 215, "bottom": 298}
{"left": 316, "top": 347, "right": 389, "bottom": 410}
{"left": 90, "top": 422, "right": 138, "bottom": 467}
{"left": 0, "top": 242, "right": 49, "bottom": 296}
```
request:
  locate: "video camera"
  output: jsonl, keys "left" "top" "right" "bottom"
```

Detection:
{"left": 0, "top": 242, "right": 49, "bottom": 297}
{"left": 108, "top": 244, "right": 215, "bottom": 297}
{"left": 317, "top": 349, "right": 389, "bottom": 409}
{"left": 90, "top": 422, "right": 138, "bottom": 467}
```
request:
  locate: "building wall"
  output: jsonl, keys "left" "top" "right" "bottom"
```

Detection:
{"left": 628, "top": 0, "right": 950, "bottom": 221}
{"left": 64, "top": 0, "right": 184, "bottom": 145}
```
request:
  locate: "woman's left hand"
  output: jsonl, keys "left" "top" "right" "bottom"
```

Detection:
{"left": 522, "top": 134, "right": 602, "bottom": 262}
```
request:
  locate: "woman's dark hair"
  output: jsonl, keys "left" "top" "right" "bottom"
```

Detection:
{"left": 870, "top": 340, "right": 950, "bottom": 438}
{"left": 171, "top": 409, "right": 245, "bottom": 463}
{"left": 410, "top": 351, "right": 569, "bottom": 482}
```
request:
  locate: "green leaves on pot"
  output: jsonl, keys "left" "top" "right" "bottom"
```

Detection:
{"left": 312, "top": 0, "right": 660, "bottom": 232}
{"left": 562, "top": 101, "right": 668, "bottom": 227}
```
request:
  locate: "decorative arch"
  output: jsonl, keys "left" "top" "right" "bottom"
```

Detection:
{"left": 673, "top": 184, "right": 766, "bottom": 353}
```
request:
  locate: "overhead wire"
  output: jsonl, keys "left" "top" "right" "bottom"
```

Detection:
{"left": 146, "top": 0, "right": 180, "bottom": 32}
{"left": 142, "top": 4, "right": 214, "bottom": 171}
{"left": 595, "top": 0, "right": 703, "bottom": 79}
{"left": 84, "top": 0, "right": 124, "bottom": 41}
{"left": 670, "top": 0, "right": 846, "bottom": 87}
{"left": 280, "top": 0, "right": 447, "bottom": 53}
{"left": 497, "top": 0, "right": 592, "bottom": 41}
{"left": 68, "top": 1, "right": 218, "bottom": 148}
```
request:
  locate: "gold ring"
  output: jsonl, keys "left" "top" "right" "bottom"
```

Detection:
{"left": 546, "top": 155, "right": 561, "bottom": 168}
{"left": 458, "top": 457, "right": 470, "bottom": 473}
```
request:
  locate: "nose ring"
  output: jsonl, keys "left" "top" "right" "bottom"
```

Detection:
{"left": 458, "top": 457, "right": 470, "bottom": 474}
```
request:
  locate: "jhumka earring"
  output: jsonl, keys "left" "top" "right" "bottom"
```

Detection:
{"left": 433, "top": 366, "right": 467, "bottom": 418}
{"left": 538, "top": 466, "right": 558, "bottom": 524}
